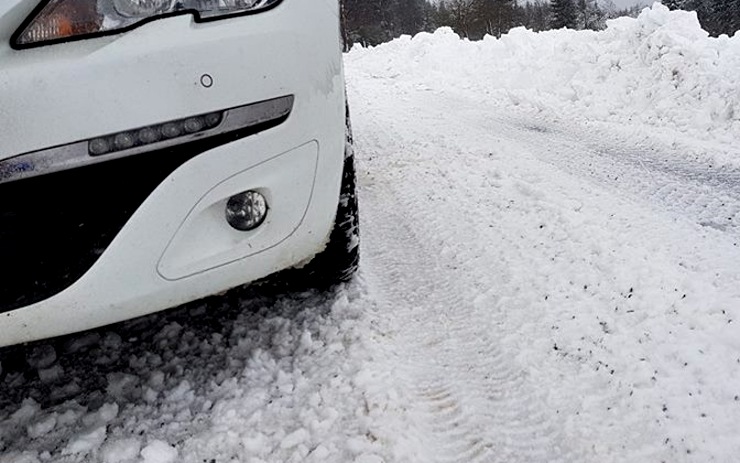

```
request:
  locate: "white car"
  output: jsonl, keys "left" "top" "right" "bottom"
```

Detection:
{"left": 0, "top": 0, "right": 359, "bottom": 348}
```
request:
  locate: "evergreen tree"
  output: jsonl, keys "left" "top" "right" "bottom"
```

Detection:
{"left": 662, "top": 0, "right": 683, "bottom": 9}
{"left": 708, "top": 0, "right": 740, "bottom": 36}
{"left": 550, "top": 0, "right": 578, "bottom": 28}
{"left": 432, "top": 1, "right": 454, "bottom": 29}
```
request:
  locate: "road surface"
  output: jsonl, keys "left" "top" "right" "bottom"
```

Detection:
{"left": 2, "top": 55, "right": 740, "bottom": 463}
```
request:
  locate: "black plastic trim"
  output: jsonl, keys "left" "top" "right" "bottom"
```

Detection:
{"left": 11, "top": 0, "right": 285, "bottom": 50}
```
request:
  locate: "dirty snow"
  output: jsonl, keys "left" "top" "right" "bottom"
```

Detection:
{"left": 2, "top": 4, "right": 740, "bottom": 463}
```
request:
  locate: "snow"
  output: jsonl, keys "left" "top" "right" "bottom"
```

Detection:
{"left": 2, "top": 3, "right": 740, "bottom": 462}
{"left": 61, "top": 426, "right": 107, "bottom": 456}
{"left": 0, "top": 287, "right": 390, "bottom": 463}
{"left": 24, "top": 346, "right": 56, "bottom": 370}
{"left": 139, "top": 441, "right": 178, "bottom": 463}
{"left": 348, "top": 3, "right": 740, "bottom": 165}
{"left": 100, "top": 439, "right": 141, "bottom": 463}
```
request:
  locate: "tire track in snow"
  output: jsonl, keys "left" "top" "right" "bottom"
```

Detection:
{"left": 363, "top": 185, "right": 573, "bottom": 463}
{"left": 441, "top": 91, "right": 740, "bottom": 239}
{"left": 358, "top": 109, "right": 577, "bottom": 462}
{"left": 349, "top": 69, "right": 740, "bottom": 462}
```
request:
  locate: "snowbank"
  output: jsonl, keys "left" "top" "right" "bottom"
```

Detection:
{"left": 346, "top": 3, "right": 740, "bottom": 142}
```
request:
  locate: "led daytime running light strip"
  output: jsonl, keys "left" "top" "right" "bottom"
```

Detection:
{"left": 0, "top": 95, "right": 294, "bottom": 185}
{"left": 88, "top": 112, "right": 223, "bottom": 156}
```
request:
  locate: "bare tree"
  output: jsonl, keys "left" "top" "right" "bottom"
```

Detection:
{"left": 445, "top": 0, "right": 483, "bottom": 37}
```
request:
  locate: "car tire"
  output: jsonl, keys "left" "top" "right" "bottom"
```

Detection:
{"left": 290, "top": 105, "right": 360, "bottom": 288}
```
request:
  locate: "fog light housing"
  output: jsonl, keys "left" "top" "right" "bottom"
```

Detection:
{"left": 225, "top": 191, "right": 268, "bottom": 232}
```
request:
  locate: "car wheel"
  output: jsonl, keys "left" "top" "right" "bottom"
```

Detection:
{"left": 291, "top": 105, "right": 360, "bottom": 288}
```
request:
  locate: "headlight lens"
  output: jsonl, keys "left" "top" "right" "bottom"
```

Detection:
{"left": 112, "top": 0, "right": 174, "bottom": 18}
{"left": 14, "top": 0, "right": 281, "bottom": 47}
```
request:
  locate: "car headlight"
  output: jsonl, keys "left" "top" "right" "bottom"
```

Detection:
{"left": 13, "top": 0, "right": 282, "bottom": 48}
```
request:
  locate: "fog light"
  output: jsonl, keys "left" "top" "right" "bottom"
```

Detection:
{"left": 225, "top": 191, "right": 268, "bottom": 231}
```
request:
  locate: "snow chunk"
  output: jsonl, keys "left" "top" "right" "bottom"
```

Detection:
{"left": 139, "top": 441, "right": 178, "bottom": 463}
{"left": 37, "top": 365, "right": 63, "bottom": 384}
{"left": 354, "top": 454, "right": 385, "bottom": 463}
{"left": 0, "top": 451, "right": 41, "bottom": 463}
{"left": 10, "top": 399, "right": 40, "bottom": 424}
{"left": 83, "top": 403, "right": 119, "bottom": 427}
{"left": 61, "top": 426, "right": 107, "bottom": 455}
{"left": 279, "top": 428, "right": 310, "bottom": 450}
{"left": 25, "top": 345, "right": 56, "bottom": 370}
{"left": 26, "top": 415, "right": 57, "bottom": 439}
{"left": 100, "top": 438, "right": 141, "bottom": 463}
{"left": 163, "top": 380, "right": 194, "bottom": 404}
{"left": 63, "top": 332, "right": 101, "bottom": 354}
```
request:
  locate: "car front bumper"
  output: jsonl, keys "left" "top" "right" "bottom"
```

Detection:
{"left": 0, "top": 0, "right": 346, "bottom": 347}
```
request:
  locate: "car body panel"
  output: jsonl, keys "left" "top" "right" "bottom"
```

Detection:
{"left": 0, "top": 0, "right": 347, "bottom": 347}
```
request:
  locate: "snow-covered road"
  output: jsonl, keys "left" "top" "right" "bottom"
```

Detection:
{"left": 3, "top": 5, "right": 740, "bottom": 463}
{"left": 351, "top": 75, "right": 740, "bottom": 461}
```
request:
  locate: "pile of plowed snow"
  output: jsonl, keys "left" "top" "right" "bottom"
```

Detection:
{"left": 347, "top": 3, "right": 740, "bottom": 143}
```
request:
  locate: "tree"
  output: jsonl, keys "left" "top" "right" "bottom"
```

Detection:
{"left": 445, "top": 0, "right": 484, "bottom": 38}
{"left": 341, "top": 0, "right": 436, "bottom": 48}
{"left": 392, "top": 0, "right": 432, "bottom": 35}
{"left": 706, "top": 0, "right": 740, "bottom": 36}
{"left": 479, "top": 0, "right": 517, "bottom": 37}
{"left": 519, "top": 1, "right": 553, "bottom": 32}
{"left": 432, "top": 1, "right": 454, "bottom": 29}
{"left": 576, "top": 0, "right": 606, "bottom": 30}
{"left": 550, "top": 0, "right": 578, "bottom": 29}
{"left": 663, "top": 0, "right": 682, "bottom": 9}
{"left": 341, "top": 0, "right": 386, "bottom": 47}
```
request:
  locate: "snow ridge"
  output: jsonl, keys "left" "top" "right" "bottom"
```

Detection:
{"left": 348, "top": 3, "right": 740, "bottom": 147}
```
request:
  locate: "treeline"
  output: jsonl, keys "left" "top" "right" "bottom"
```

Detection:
{"left": 341, "top": 0, "right": 435, "bottom": 47}
{"left": 341, "top": 0, "right": 738, "bottom": 48}
{"left": 340, "top": 0, "right": 638, "bottom": 47}
{"left": 432, "top": 0, "right": 642, "bottom": 38}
